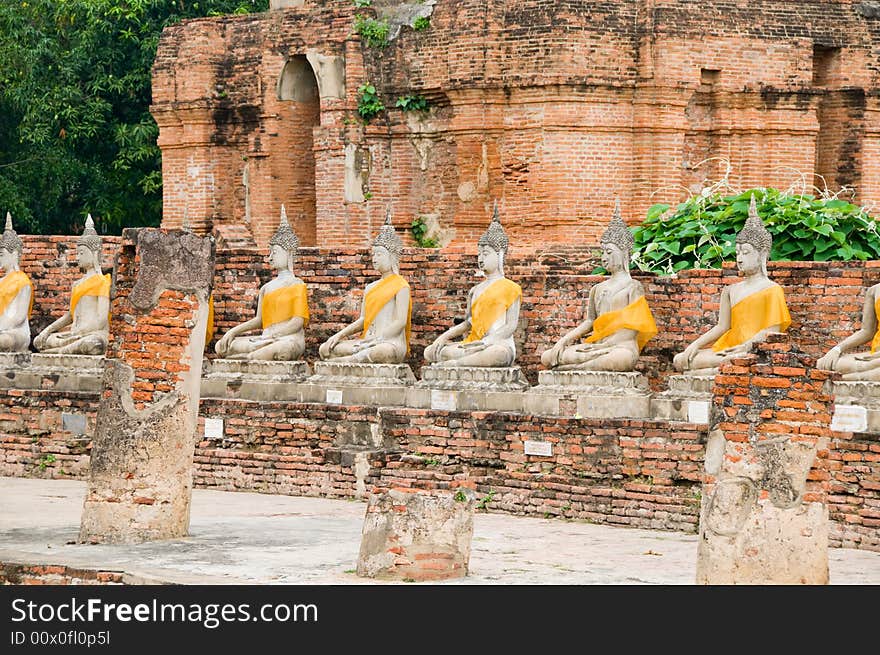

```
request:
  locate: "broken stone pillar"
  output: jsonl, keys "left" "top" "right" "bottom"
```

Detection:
{"left": 696, "top": 334, "right": 832, "bottom": 584}
{"left": 79, "top": 228, "right": 215, "bottom": 544}
{"left": 357, "top": 487, "right": 476, "bottom": 581}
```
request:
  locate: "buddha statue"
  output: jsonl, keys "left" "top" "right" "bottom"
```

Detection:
{"left": 673, "top": 195, "right": 791, "bottom": 375}
{"left": 33, "top": 215, "right": 111, "bottom": 355}
{"left": 214, "top": 207, "right": 309, "bottom": 361}
{"left": 0, "top": 213, "right": 34, "bottom": 352}
{"left": 424, "top": 203, "right": 522, "bottom": 368}
{"left": 817, "top": 283, "right": 880, "bottom": 381}
{"left": 540, "top": 201, "right": 657, "bottom": 371}
{"left": 318, "top": 210, "right": 412, "bottom": 364}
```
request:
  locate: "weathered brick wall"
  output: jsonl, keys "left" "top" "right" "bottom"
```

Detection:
{"left": 0, "top": 563, "right": 126, "bottom": 585}
{"left": 151, "top": 1, "right": 880, "bottom": 250}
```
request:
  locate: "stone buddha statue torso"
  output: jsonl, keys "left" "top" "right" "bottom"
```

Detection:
{"left": 817, "top": 282, "right": 880, "bottom": 381}
{"left": 673, "top": 195, "right": 791, "bottom": 375}
{"left": 34, "top": 215, "right": 110, "bottom": 356}
{"left": 541, "top": 202, "right": 657, "bottom": 371}
{"left": 424, "top": 205, "right": 522, "bottom": 368}
{"left": 0, "top": 213, "right": 34, "bottom": 353}
{"left": 215, "top": 207, "right": 309, "bottom": 361}
{"left": 318, "top": 210, "right": 412, "bottom": 364}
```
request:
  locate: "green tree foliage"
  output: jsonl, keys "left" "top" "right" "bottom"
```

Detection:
{"left": 631, "top": 188, "right": 880, "bottom": 274}
{"left": 0, "top": 0, "right": 268, "bottom": 236}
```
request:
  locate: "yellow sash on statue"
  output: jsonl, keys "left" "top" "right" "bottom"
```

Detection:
{"left": 261, "top": 283, "right": 309, "bottom": 330}
{"left": 205, "top": 294, "right": 215, "bottom": 344}
{"left": 464, "top": 277, "right": 522, "bottom": 343}
{"left": 362, "top": 274, "right": 412, "bottom": 353}
{"left": 70, "top": 273, "right": 111, "bottom": 318}
{"left": 871, "top": 296, "right": 880, "bottom": 354}
{"left": 712, "top": 284, "right": 791, "bottom": 352}
{"left": 0, "top": 271, "right": 33, "bottom": 318}
{"left": 584, "top": 295, "right": 657, "bottom": 352}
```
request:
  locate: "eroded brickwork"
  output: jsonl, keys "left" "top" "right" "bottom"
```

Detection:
{"left": 152, "top": 1, "right": 880, "bottom": 250}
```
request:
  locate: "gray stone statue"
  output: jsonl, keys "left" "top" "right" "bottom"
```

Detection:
{"left": 817, "top": 281, "right": 880, "bottom": 380}
{"left": 318, "top": 210, "right": 412, "bottom": 363}
{"left": 672, "top": 196, "right": 791, "bottom": 375}
{"left": 214, "top": 207, "right": 309, "bottom": 361}
{"left": 424, "top": 204, "right": 522, "bottom": 367}
{"left": 33, "top": 215, "right": 110, "bottom": 355}
{"left": 540, "top": 201, "right": 657, "bottom": 371}
{"left": 0, "top": 213, "right": 33, "bottom": 352}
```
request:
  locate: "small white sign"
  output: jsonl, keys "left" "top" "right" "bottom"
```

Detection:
{"left": 687, "top": 400, "right": 711, "bottom": 424}
{"left": 830, "top": 404, "right": 868, "bottom": 433}
{"left": 431, "top": 390, "right": 457, "bottom": 411}
{"left": 204, "top": 418, "right": 224, "bottom": 439}
{"left": 326, "top": 389, "right": 343, "bottom": 404}
{"left": 524, "top": 440, "right": 553, "bottom": 457}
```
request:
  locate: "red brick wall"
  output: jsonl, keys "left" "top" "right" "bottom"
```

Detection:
{"left": 151, "top": 1, "right": 880, "bottom": 250}
{"left": 0, "top": 563, "right": 125, "bottom": 585}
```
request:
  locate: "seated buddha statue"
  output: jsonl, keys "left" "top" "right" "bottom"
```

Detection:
{"left": 0, "top": 213, "right": 34, "bottom": 353}
{"left": 541, "top": 201, "right": 657, "bottom": 371}
{"left": 33, "top": 215, "right": 110, "bottom": 356}
{"left": 673, "top": 195, "right": 791, "bottom": 375}
{"left": 318, "top": 210, "right": 412, "bottom": 364}
{"left": 214, "top": 207, "right": 309, "bottom": 361}
{"left": 817, "top": 282, "right": 880, "bottom": 381}
{"left": 424, "top": 204, "right": 522, "bottom": 368}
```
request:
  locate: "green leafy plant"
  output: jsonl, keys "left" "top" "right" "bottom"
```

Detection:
{"left": 412, "top": 16, "right": 430, "bottom": 31}
{"left": 353, "top": 15, "right": 390, "bottom": 48}
{"left": 37, "top": 454, "right": 56, "bottom": 471}
{"left": 476, "top": 489, "right": 496, "bottom": 510}
{"left": 410, "top": 216, "right": 439, "bottom": 247}
{"left": 353, "top": 0, "right": 372, "bottom": 7}
{"left": 453, "top": 490, "right": 467, "bottom": 502}
{"left": 356, "top": 82, "right": 385, "bottom": 122}
{"left": 395, "top": 94, "right": 430, "bottom": 113}
{"left": 631, "top": 187, "right": 880, "bottom": 274}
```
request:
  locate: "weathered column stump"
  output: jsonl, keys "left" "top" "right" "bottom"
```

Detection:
{"left": 79, "top": 228, "right": 215, "bottom": 544}
{"left": 696, "top": 333, "right": 832, "bottom": 584}
{"left": 357, "top": 487, "right": 476, "bottom": 581}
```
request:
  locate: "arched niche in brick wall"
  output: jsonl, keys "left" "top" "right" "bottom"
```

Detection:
{"left": 273, "top": 55, "right": 319, "bottom": 246}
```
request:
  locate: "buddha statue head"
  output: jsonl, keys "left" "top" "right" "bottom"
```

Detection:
{"left": 0, "top": 212, "right": 23, "bottom": 272}
{"left": 372, "top": 208, "right": 403, "bottom": 275}
{"left": 735, "top": 195, "right": 772, "bottom": 276}
{"left": 600, "top": 199, "right": 634, "bottom": 273}
{"left": 268, "top": 205, "right": 300, "bottom": 273}
{"left": 477, "top": 201, "right": 509, "bottom": 276}
{"left": 76, "top": 214, "right": 103, "bottom": 272}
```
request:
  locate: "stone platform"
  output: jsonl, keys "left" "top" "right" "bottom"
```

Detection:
{"left": 301, "top": 362, "right": 417, "bottom": 406}
{"left": 826, "top": 380, "right": 880, "bottom": 433}
{"left": 524, "top": 369, "right": 652, "bottom": 418}
{"left": 651, "top": 374, "right": 715, "bottom": 423}
{"left": 201, "top": 358, "right": 312, "bottom": 401}
{"left": 0, "top": 353, "right": 105, "bottom": 393}
{"left": 409, "top": 366, "right": 530, "bottom": 413}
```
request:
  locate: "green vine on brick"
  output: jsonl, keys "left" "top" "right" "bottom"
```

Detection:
{"left": 413, "top": 15, "right": 430, "bottom": 31}
{"left": 631, "top": 187, "right": 880, "bottom": 274}
{"left": 354, "top": 14, "right": 390, "bottom": 48}
{"left": 395, "top": 94, "right": 430, "bottom": 112}
{"left": 410, "top": 216, "right": 439, "bottom": 248}
{"left": 356, "top": 82, "right": 385, "bottom": 122}
{"left": 353, "top": 0, "right": 372, "bottom": 7}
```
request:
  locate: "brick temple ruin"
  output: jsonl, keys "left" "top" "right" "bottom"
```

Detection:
{"left": 153, "top": 0, "right": 880, "bottom": 249}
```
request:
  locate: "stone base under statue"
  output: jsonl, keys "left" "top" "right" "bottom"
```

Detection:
{"left": 524, "top": 370, "right": 652, "bottom": 418}
{"left": 408, "top": 366, "right": 530, "bottom": 413}
{"left": 826, "top": 380, "right": 880, "bottom": 433}
{"left": 201, "top": 358, "right": 312, "bottom": 401}
{"left": 0, "top": 353, "right": 105, "bottom": 393}
{"left": 651, "top": 374, "right": 715, "bottom": 423}
{"left": 300, "top": 361, "right": 417, "bottom": 406}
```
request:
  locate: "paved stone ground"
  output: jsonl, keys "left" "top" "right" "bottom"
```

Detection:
{"left": 2, "top": 477, "right": 878, "bottom": 584}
